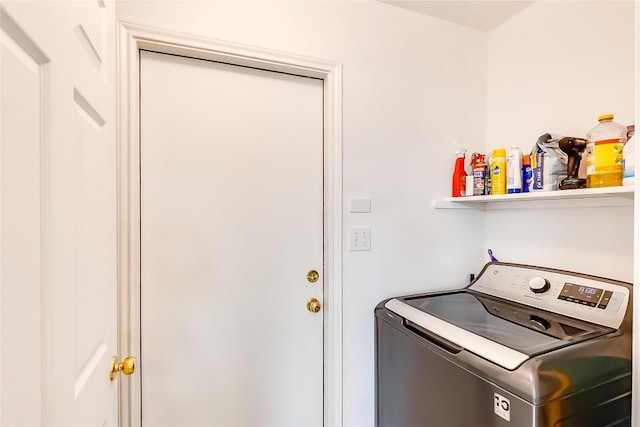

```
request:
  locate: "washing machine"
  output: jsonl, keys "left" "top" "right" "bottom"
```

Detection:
{"left": 375, "top": 262, "right": 632, "bottom": 427}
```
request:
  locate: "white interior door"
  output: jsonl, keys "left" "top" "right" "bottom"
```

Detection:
{"left": 139, "top": 51, "right": 324, "bottom": 426}
{"left": 0, "top": 1, "right": 118, "bottom": 425}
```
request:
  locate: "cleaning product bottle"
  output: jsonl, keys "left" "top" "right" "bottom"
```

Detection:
{"left": 623, "top": 125, "right": 635, "bottom": 186}
{"left": 491, "top": 148, "right": 507, "bottom": 195}
{"left": 522, "top": 154, "right": 532, "bottom": 192}
{"left": 452, "top": 146, "right": 467, "bottom": 197}
{"left": 586, "top": 114, "right": 627, "bottom": 188}
{"left": 470, "top": 153, "right": 486, "bottom": 196}
{"left": 507, "top": 147, "right": 523, "bottom": 193}
{"left": 485, "top": 151, "right": 492, "bottom": 195}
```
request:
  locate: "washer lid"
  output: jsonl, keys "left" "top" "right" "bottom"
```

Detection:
{"left": 386, "top": 291, "right": 614, "bottom": 370}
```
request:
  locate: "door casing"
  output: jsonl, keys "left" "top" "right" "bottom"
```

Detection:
{"left": 116, "top": 22, "right": 343, "bottom": 426}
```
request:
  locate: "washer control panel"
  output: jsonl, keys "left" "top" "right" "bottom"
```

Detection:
{"left": 469, "top": 263, "right": 630, "bottom": 329}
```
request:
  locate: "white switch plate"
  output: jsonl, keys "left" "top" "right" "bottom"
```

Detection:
{"left": 349, "top": 197, "right": 372, "bottom": 213}
{"left": 350, "top": 228, "right": 371, "bottom": 251}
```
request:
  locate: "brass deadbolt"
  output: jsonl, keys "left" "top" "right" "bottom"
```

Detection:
{"left": 307, "top": 270, "right": 319, "bottom": 283}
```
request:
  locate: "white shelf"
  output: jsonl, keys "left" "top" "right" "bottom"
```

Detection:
{"left": 433, "top": 186, "right": 634, "bottom": 210}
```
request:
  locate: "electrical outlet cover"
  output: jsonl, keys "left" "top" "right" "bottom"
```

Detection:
{"left": 350, "top": 228, "right": 371, "bottom": 251}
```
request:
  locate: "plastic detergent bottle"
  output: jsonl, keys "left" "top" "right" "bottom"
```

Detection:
{"left": 451, "top": 147, "right": 467, "bottom": 197}
{"left": 507, "top": 147, "right": 523, "bottom": 193}
{"left": 491, "top": 148, "right": 507, "bottom": 195}
{"left": 485, "top": 151, "right": 492, "bottom": 195}
{"left": 522, "top": 154, "right": 532, "bottom": 192}
{"left": 623, "top": 125, "right": 635, "bottom": 186}
{"left": 586, "top": 114, "right": 627, "bottom": 188}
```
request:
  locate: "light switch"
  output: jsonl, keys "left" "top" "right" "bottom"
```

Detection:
{"left": 350, "top": 197, "right": 371, "bottom": 213}
{"left": 350, "top": 228, "right": 371, "bottom": 251}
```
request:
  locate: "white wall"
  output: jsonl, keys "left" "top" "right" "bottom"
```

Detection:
{"left": 116, "top": 1, "right": 488, "bottom": 425}
{"left": 486, "top": 1, "right": 635, "bottom": 281}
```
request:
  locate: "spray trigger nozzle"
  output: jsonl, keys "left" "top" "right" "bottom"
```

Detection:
{"left": 453, "top": 142, "right": 467, "bottom": 157}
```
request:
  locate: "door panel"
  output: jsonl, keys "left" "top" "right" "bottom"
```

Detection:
{"left": 139, "top": 51, "right": 324, "bottom": 426}
{"left": 0, "top": 19, "right": 44, "bottom": 426}
{"left": 71, "top": 86, "right": 115, "bottom": 425}
{"left": 0, "top": 2, "right": 117, "bottom": 425}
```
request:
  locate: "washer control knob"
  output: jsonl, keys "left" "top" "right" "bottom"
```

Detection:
{"left": 529, "top": 277, "right": 551, "bottom": 293}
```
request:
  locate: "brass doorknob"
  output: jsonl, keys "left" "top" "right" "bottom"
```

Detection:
{"left": 306, "top": 298, "right": 321, "bottom": 313}
{"left": 110, "top": 355, "right": 136, "bottom": 381}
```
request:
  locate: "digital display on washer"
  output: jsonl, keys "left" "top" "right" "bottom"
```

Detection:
{"left": 558, "top": 282, "right": 604, "bottom": 307}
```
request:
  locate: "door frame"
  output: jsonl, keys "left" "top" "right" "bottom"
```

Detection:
{"left": 116, "top": 22, "right": 343, "bottom": 426}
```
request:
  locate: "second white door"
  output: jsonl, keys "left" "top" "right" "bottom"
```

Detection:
{"left": 139, "top": 50, "right": 324, "bottom": 426}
